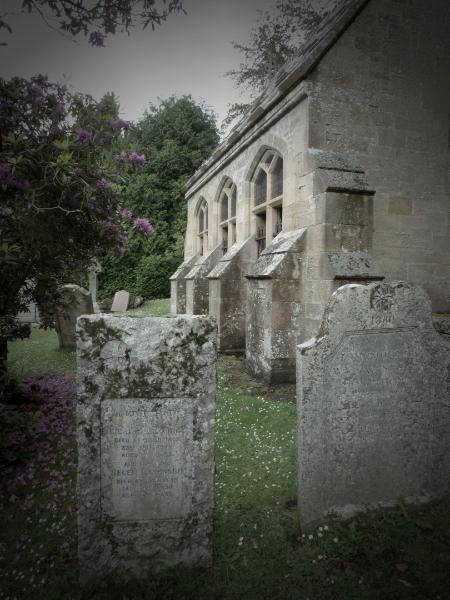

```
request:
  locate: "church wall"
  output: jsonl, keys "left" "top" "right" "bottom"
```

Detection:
{"left": 308, "top": 0, "right": 450, "bottom": 311}
{"left": 184, "top": 97, "right": 310, "bottom": 258}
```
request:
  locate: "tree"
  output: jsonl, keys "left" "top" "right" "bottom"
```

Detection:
{"left": 100, "top": 95, "right": 220, "bottom": 299}
{"left": 0, "top": 75, "right": 152, "bottom": 381}
{"left": 224, "top": 0, "right": 322, "bottom": 127}
{"left": 0, "top": 0, "right": 183, "bottom": 46}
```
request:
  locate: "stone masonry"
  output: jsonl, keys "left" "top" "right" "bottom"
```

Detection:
{"left": 171, "top": 0, "right": 450, "bottom": 383}
{"left": 208, "top": 237, "right": 257, "bottom": 353}
{"left": 76, "top": 314, "right": 216, "bottom": 581}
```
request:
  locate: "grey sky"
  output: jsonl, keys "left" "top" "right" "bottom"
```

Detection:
{"left": 1, "top": 0, "right": 276, "bottom": 128}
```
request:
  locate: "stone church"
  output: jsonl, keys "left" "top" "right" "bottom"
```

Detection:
{"left": 170, "top": 0, "right": 450, "bottom": 383}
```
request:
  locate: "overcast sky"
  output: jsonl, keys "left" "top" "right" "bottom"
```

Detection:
{"left": 1, "top": 0, "right": 276, "bottom": 129}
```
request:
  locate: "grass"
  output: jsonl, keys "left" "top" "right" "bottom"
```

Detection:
{"left": 2, "top": 301, "right": 450, "bottom": 599}
{"left": 127, "top": 297, "right": 170, "bottom": 316}
{"left": 8, "top": 325, "right": 76, "bottom": 380}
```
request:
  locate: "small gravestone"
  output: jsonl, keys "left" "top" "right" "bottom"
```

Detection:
{"left": 54, "top": 285, "right": 93, "bottom": 349}
{"left": 111, "top": 290, "right": 131, "bottom": 312}
{"left": 297, "top": 281, "right": 450, "bottom": 530}
{"left": 76, "top": 314, "right": 216, "bottom": 581}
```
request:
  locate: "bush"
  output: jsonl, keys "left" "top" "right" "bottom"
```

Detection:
{"left": 134, "top": 253, "right": 182, "bottom": 299}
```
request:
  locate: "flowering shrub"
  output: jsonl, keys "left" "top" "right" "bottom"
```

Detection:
{"left": 0, "top": 75, "right": 153, "bottom": 375}
{"left": 1, "top": 1, "right": 183, "bottom": 46}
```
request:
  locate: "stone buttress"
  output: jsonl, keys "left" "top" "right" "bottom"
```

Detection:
{"left": 207, "top": 237, "right": 257, "bottom": 354}
{"left": 184, "top": 245, "right": 222, "bottom": 315}
{"left": 169, "top": 255, "right": 198, "bottom": 314}
{"left": 245, "top": 149, "right": 384, "bottom": 384}
{"left": 246, "top": 229, "right": 307, "bottom": 384}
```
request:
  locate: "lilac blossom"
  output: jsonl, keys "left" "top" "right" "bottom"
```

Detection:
{"left": 129, "top": 152, "right": 146, "bottom": 166}
{"left": 133, "top": 217, "right": 154, "bottom": 236}
{"left": 30, "top": 83, "right": 44, "bottom": 96}
{"left": 115, "top": 151, "right": 127, "bottom": 162}
{"left": 111, "top": 116, "right": 130, "bottom": 130}
{"left": 96, "top": 178, "right": 108, "bottom": 190}
{"left": 75, "top": 128, "right": 93, "bottom": 144}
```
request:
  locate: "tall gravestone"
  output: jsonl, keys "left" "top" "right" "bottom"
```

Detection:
{"left": 55, "top": 284, "right": 93, "bottom": 350}
{"left": 297, "top": 281, "right": 450, "bottom": 530}
{"left": 76, "top": 314, "right": 216, "bottom": 581}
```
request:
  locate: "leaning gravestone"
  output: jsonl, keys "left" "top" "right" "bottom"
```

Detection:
{"left": 111, "top": 289, "right": 131, "bottom": 312}
{"left": 76, "top": 314, "right": 216, "bottom": 582}
{"left": 297, "top": 281, "right": 450, "bottom": 530}
{"left": 55, "top": 285, "right": 93, "bottom": 350}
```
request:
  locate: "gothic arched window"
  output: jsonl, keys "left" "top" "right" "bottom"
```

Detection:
{"left": 251, "top": 150, "right": 283, "bottom": 256}
{"left": 217, "top": 178, "right": 237, "bottom": 255}
{"left": 196, "top": 197, "right": 208, "bottom": 256}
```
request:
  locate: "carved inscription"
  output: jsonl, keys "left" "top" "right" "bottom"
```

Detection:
{"left": 325, "top": 330, "right": 418, "bottom": 446}
{"left": 101, "top": 398, "right": 193, "bottom": 522}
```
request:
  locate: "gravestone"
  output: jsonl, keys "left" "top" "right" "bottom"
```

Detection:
{"left": 297, "top": 281, "right": 450, "bottom": 530}
{"left": 111, "top": 290, "right": 131, "bottom": 312}
{"left": 76, "top": 314, "right": 216, "bottom": 581}
{"left": 87, "top": 261, "right": 102, "bottom": 308}
{"left": 54, "top": 285, "right": 93, "bottom": 350}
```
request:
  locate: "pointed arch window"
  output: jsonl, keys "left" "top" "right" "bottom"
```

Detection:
{"left": 251, "top": 150, "right": 283, "bottom": 256}
{"left": 217, "top": 178, "right": 237, "bottom": 255}
{"left": 196, "top": 198, "right": 208, "bottom": 256}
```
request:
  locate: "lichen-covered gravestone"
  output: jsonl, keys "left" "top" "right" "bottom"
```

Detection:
{"left": 76, "top": 314, "right": 216, "bottom": 581}
{"left": 297, "top": 282, "right": 450, "bottom": 530}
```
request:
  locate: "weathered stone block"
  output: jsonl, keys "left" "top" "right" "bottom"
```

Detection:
{"left": 76, "top": 314, "right": 217, "bottom": 582}
{"left": 297, "top": 282, "right": 450, "bottom": 530}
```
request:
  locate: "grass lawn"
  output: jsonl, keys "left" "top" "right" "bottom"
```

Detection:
{"left": 2, "top": 302, "right": 450, "bottom": 599}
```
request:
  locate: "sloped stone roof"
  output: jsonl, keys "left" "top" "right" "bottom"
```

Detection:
{"left": 184, "top": 0, "right": 371, "bottom": 195}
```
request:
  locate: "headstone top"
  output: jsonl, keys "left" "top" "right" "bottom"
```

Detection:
{"left": 305, "top": 281, "right": 433, "bottom": 351}
{"left": 111, "top": 289, "right": 130, "bottom": 312}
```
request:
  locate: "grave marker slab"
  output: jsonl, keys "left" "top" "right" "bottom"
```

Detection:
{"left": 55, "top": 284, "right": 93, "bottom": 349}
{"left": 297, "top": 282, "right": 450, "bottom": 530}
{"left": 111, "top": 289, "right": 131, "bottom": 312}
{"left": 76, "top": 314, "right": 216, "bottom": 581}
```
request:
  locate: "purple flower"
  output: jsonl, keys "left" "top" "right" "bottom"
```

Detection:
{"left": 133, "top": 217, "right": 154, "bottom": 236}
{"left": 121, "top": 209, "right": 133, "bottom": 220}
{"left": 96, "top": 178, "right": 108, "bottom": 190}
{"left": 75, "top": 128, "right": 92, "bottom": 144}
{"left": 55, "top": 102, "right": 65, "bottom": 115}
{"left": 111, "top": 116, "right": 130, "bottom": 130}
{"left": 89, "top": 31, "right": 105, "bottom": 47}
{"left": 115, "top": 151, "right": 127, "bottom": 162}
{"left": 129, "top": 152, "right": 146, "bottom": 166}
{"left": 30, "top": 83, "right": 43, "bottom": 96}
{"left": 33, "top": 96, "right": 46, "bottom": 107}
